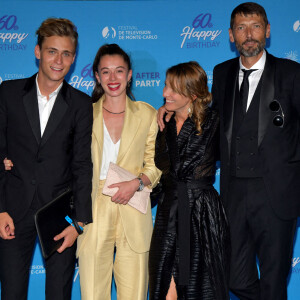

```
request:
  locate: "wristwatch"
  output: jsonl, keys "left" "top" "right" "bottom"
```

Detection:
{"left": 136, "top": 177, "right": 144, "bottom": 191}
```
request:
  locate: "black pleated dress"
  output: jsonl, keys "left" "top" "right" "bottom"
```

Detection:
{"left": 149, "top": 109, "right": 230, "bottom": 300}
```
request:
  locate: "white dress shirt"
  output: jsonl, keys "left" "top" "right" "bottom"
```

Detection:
{"left": 100, "top": 120, "right": 121, "bottom": 180}
{"left": 36, "top": 75, "right": 63, "bottom": 136}
{"left": 239, "top": 50, "right": 266, "bottom": 111}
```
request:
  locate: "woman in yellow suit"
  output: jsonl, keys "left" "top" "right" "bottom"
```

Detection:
{"left": 77, "top": 44, "right": 161, "bottom": 300}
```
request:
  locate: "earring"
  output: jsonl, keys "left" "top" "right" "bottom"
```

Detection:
{"left": 127, "top": 80, "right": 131, "bottom": 87}
{"left": 188, "top": 105, "right": 193, "bottom": 117}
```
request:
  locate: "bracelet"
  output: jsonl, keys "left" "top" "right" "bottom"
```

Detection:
{"left": 136, "top": 177, "right": 144, "bottom": 191}
{"left": 73, "top": 219, "right": 84, "bottom": 235}
{"left": 65, "top": 215, "right": 84, "bottom": 235}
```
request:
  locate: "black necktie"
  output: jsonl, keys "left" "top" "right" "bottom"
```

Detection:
{"left": 240, "top": 69, "right": 257, "bottom": 114}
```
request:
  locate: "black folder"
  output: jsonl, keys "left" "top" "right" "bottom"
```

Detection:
{"left": 34, "top": 188, "right": 73, "bottom": 259}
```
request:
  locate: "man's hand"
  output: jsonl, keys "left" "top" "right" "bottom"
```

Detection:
{"left": 3, "top": 158, "right": 13, "bottom": 170}
{"left": 0, "top": 212, "right": 15, "bottom": 240}
{"left": 157, "top": 105, "right": 174, "bottom": 131}
{"left": 54, "top": 225, "right": 79, "bottom": 253}
{"left": 109, "top": 179, "right": 140, "bottom": 205}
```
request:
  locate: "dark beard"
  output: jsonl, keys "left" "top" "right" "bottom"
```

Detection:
{"left": 235, "top": 38, "right": 266, "bottom": 57}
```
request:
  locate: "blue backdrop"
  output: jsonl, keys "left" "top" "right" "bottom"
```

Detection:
{"left": 1, "top": 0, "right": 300, "bottom": 299}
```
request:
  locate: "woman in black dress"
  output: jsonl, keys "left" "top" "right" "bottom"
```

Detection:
{"left": 149, "top": 61, "right": 230, "bottom": 299}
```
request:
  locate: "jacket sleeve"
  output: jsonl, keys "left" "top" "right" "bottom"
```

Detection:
{"left": 71, "top": 96, "right": 93, "bottom": 223}
{"left": 291, "top": 64, "right": 300, "bottom": 118}
{"left": 0, "top": 82, "right": 7, "bottom": 213}
{"left": 140, "top": 110, "right": 162, "bottom": 188}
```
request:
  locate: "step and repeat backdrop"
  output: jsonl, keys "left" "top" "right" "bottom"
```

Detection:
{"left": 1, "top": 0, "right": 300, "bottom": 299}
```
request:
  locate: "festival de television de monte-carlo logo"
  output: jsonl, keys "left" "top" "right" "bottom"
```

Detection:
{"left": 30, "top": 262, "right": 80, "bottom": 283}
{"left": 101, "top": 25, "right": 158, "bottom": 41}
{"left": 291, "top": 257, "right": 300, "bottom": 274}
{"left": 180, "top": 13, "right": 222, "bottom": 49}
{"left": 282, "top": 19, "right": 300, "bottom": 63}
{"left": 293, "top": 20, "right": 300, "bottom": 33}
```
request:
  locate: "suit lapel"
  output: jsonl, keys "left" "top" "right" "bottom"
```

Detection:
{"left": 92, "top": 98, "right": 104, "bottom": 180}
{"left": 40, "top": 82, "right": 68, "bottom": 147}
{"left": 258, "top": 53, "right": 275, "bottom": 146}
{"left": 22, "top": 75, "right": 41, "bottom": 144}
{"left": 224, "top": 59, "right": 239, "bottom": 155}
{"left": 117, "top": 97, "right": 141, "bottom": 164}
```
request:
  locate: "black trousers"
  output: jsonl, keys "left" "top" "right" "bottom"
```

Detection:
{"left": 0, "top": 207, "right": 76, "bottom": 300}
{"left": 226, "top": 177, "right": 296, "bottom": 300}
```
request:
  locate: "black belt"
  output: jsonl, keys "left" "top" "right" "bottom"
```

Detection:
{"left": 167, "top": 175, "right": 214, "bottom": 286}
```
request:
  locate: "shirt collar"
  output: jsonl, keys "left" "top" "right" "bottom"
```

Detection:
{"left": 35, "top": 74, "right": 63, "bottom": 98}
{"left": 239, "top": 49, "right": 266, "bottom": 71}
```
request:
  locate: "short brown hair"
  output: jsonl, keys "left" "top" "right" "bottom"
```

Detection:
{"left": 230, "top": 2, "right": 268, "bottom": 29}
{"left": 166, "top": 61, "right": 211, "bottom": 134}
{"left": 36, "top": 18, "right": 78, "bottom": 50}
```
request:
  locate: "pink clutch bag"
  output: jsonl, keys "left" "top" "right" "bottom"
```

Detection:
{"left": 102, "top": 162, "right": 152, "bottom": 214}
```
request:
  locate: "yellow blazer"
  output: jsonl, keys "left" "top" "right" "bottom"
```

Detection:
{"left": 77, "top": 96, "right": 161, "bottom": 255}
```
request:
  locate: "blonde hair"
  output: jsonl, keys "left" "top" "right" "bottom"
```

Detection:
{"left": 36, "top": 18, "right": 78, "bottom": 50}
{"left": 166, "top": 61, "right": 212, "bottom": 134}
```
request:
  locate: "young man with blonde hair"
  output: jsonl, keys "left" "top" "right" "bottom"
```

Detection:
{"left": 0, "top": 18, "right": 92, "bottom": 300}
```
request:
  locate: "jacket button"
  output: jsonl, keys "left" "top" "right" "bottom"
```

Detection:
{"left": 237, "top": 151, "right": 240, "bottom": 155}
{"left": 31, "top": 180, "right": 36, "bottom": 185}
{"left": 250, "top": 152, "right": 254, "bottom": 156}
{"left": 236, "top": 136, "right": 240, "bottom": 140}
{"left": 250, "top": 167, "right": 254, "bottom": 171}
{"left": 236, "top": 166, "right": 240, "bottom": 170}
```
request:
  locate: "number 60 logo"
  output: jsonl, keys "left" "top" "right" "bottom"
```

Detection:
{"left": 0, "top": 15, "right": 18, "bottom": 30}
{"left": 192, "top": 13, "right": 213, "bottom": 29}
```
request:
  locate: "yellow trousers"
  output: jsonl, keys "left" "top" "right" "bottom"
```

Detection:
{"left": 78, "top": 181, "right": 149, "bottom": 300}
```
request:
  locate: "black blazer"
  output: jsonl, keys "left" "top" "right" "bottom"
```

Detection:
{"left": 212, "top": 52, "right": 300, "bottom": 220}
{"left": 0, "top": 74, "right": 93, "bottom": 223}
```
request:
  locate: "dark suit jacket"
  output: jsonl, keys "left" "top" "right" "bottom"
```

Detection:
{"left": 212, "top": 52, "right": 300, "bottom": 220}
{"left": 0, "top": 74, "right": 93, "bottom": 223}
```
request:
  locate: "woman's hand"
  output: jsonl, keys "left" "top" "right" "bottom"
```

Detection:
{"left": 109, "top": 179, "right": 140, "bottom": 205}
{"left": 157, "top": 105, "right": 173, "bottom": 131}
{"left": 3, "top": 158, "right": 13, "bottom": 170}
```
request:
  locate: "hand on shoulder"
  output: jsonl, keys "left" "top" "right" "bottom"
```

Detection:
{"left": 157, "top": 105, "right": 174, "bottom": 131}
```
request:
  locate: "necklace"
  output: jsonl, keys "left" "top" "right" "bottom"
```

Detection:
{"left": 103, "top": 106, "right": 125, "bottom": 114}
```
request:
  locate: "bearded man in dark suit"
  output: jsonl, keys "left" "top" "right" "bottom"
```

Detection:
{"left": 212, "top": 3, "right": 300, "bottom": 299}
{"left": 0, "top": 18, "right": 92, "bottom": 300}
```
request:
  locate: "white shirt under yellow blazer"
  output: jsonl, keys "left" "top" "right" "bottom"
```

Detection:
{"left": 77, "top": 96, "right": 161, "bottom": 255}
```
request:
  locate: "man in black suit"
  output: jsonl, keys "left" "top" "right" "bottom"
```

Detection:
{"left": 0, "top": 18, "right": 92, "bottom": 300}
{"left": 158, "top": 2, "right": 300, "bottom": 299}
{"left": 212, "top": 2, "right": 300, "bottom": 299}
